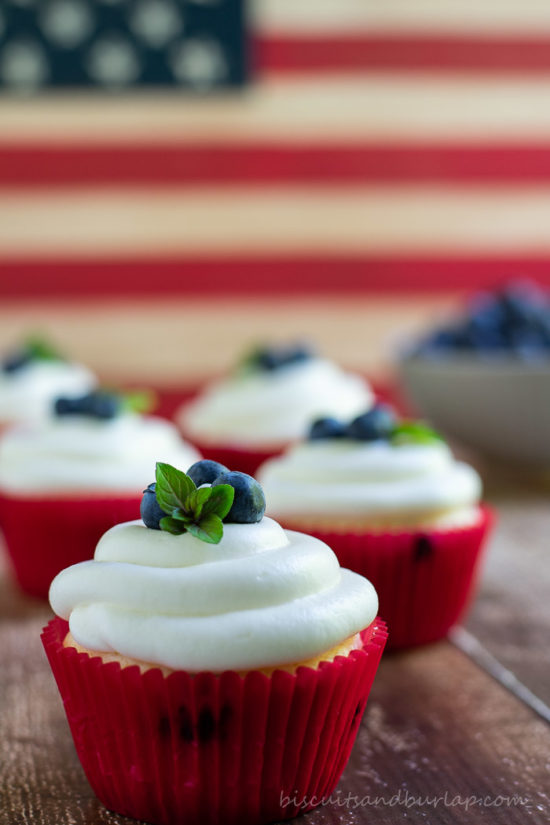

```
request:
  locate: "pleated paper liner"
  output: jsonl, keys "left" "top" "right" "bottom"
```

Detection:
{"left": 0, "top": 492, "right": 141, "bottom": 598}
{"left": 42, "top": 616, "right": 388, "bottom": 825}
{"left": 177, "top": 434, "right": 285, "bottom": 478}
{"left": 281, "top": 505, "right": 494, "bottom": 649}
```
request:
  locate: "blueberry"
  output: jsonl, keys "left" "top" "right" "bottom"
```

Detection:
{"left": 308, "top": 417, "right": 347, "bottom": 440}
{"left": 256, "top": 349, "right": 282, "bottom": 371}
{"left": 140, "top": 482, "right": 167, "bottom": 530}
{"left": 284, "top": 343, "right": 313, "bottom": 366}
{"left": 417, "top": 327, "right": 462, "bottom": 355}
{"left": 415, "top": 279, "right": 550, "bottom": 358}
{"left": 464, "top": 319, "right": 507, "bottom": 351}
{"left": 212, "top": 471, "right": 266, "bottom": 523}
{"left": 2, "top": 349, "right": 32, "bottom": 374}
{"left": 87, "top": 392, "right": 120, "bottom": 420}
{"left": 499, "top": 280, "right": 547, "bottom": 324}
{"left": 187, "top": 459, "right": 229, "bottom": 487}
{"left": 347, "top": 405, "right": 397, "bottom": 442}
{"left": 54, "top": 397, "right": 80, "bottom": 416}
{"left": 54, "top": 391, "right": 119, "bottom": 420}
{"left": 255, "top": 342, "right": 314, "bottom": 372}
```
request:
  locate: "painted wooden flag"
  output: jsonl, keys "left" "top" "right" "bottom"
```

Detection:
{"left": 3, "top": 0, "right": 550, "bottom": 297}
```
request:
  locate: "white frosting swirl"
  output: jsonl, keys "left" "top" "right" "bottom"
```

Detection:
{"left": 49, "top": 517, "right": 378, "bottom": 672}
{"left": 0, "top": 360, "right": 96, "bottom": 424}
{"left": 0, "top": 414, "right": 200, "bottom": 494}
{"left": 258, "top": 440, "right": 482, "bottom": 525}
{"left": 179, "top": 357, "right": 372, "bottom": 445}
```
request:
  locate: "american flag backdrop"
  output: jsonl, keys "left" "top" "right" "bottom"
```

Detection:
{"left": 3, "top": 0, "right": 550, "bottom": 297}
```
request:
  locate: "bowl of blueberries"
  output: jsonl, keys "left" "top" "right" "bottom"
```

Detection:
{"left": 399, "top": 280, "right": 550, "bottom": 466}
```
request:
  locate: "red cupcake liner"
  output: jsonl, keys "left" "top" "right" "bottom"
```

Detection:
{"left": 42, "top": 616, "right": 387, "bottom": 825}
{"left": 178, "top": 434, "right": 285, "bottom": 478}
{"left": 0, "top": 492, "right": 141, "bottom": 599}
{"left": 282, "top": 506, "right": 494, "bottom": 650}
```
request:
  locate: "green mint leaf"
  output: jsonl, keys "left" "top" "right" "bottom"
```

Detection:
{"left": 236, "top": 345, "right": 264, "bottom": 376}
{"left": 391, "top": 421, "right": 444, "bottom": 446}
{"left": 159, "top": 516, "right": 186, "bottom": 535}
{"left": 186, "top": 514, "right": 224, "bottom": 544}
{"left": 171, "top": 508, "right": 193, "bottom": 524}
{"left": 201, "top": 484, "right": 235, "bottom": 520}
{"left": 25, "top": 335, "right": 63, "bottom": 362}
{"left": 120, "top": 389, "right": 157, "bottom": 415}
{"left": 155, "top": 462, "right": 196, "bottom": 513}
{"left": 184, "top": 487, "right": 213, "bottom": 520}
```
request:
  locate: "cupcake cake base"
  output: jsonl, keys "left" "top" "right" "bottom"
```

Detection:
{"left": 0, "top": 492, "right": 141, "bottom": 598}
{"left": 42, "top": 616, "right": 388, "bottom": 825}
{"left": 178, "top": 436, "right": 284, "bottom": 478}
{"left": 280, "top": 506, "right": 494, "bottom": 649}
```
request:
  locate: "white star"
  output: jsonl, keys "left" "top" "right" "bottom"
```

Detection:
{"left": 170, "top": 37, "right": 228, "bottom": 89}
{"left": 130, "top": 0, "right": 183, "bottom": 48}
{"left": 86, "top": 36, "right": 141, "bottom": 87}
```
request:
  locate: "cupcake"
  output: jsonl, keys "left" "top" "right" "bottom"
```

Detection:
{"left": 0, "top": 335, "right": 95, "bottom": 431}
{"left": 177, "top": 343, "right": 373, "bottom": 475}
{"left": 42, "top": 461, "right": 387, "bottom": 825}
{"left": 258, "top": 404, "right": 494, "bottom": 649}
{"left": 0, "top": 390, "right": 199, "bottom": 598}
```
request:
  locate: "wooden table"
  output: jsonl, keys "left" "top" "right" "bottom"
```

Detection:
{"left": 1, "top": 299, "right": 550, "bottom": 824}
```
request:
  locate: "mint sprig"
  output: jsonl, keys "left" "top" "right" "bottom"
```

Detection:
{"left": 120, "top": 389, "right": 157, "bottom": 415}
{"left": 155, "top": 462, "right": 234, "bottom": 544}
{"left": 390, "top": 421, "right": 443, "bottom": 445}
{"left": 25, "top": 335, "right": 64, "bottom": 362}
{"left": 236, "top": 345, "right": 264, "bottom": 376}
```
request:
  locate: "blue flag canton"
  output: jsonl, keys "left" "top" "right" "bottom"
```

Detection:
{"left": 0, "top": 0, "right": 249, "bottom": 91}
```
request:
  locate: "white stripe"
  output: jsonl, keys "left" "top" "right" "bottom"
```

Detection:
{"left": 256, "top": 0, "right": 550, "bottom": 36}
{"left": 4, "top": 77, "right": 550, "bottom": 144}
{"left": 3, "top": 186, "right": 550, "bottom": 255}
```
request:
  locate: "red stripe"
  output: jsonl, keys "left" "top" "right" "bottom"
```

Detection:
{"left": 257, "top": 34, "right": 550, "bottom": 72}
{"left": 1, "top": 256, "right": 549, "bottom": 298}
{"left": 5, "top": 143, "right": 550, "bottom": 186}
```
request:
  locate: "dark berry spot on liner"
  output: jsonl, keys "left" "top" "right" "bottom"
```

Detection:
{"left": 178, "top": 706, "right": 194, "bottom": 742}
{"left": 197, "top": 708, "right": 216, "bottom": 743}
{"left": 414, "top": 535, "right": 433, "bottom": 562}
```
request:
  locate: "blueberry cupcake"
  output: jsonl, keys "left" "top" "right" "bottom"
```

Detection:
{"left": 0, "top": 390, "right": 200, "bottom": 597}
{"left": 42, "top": 461, "right": 387, "bottom": 825}
{"left": 0, "top": 335, "right": 95, "bottom": 431}
{"left": 177, "top": 343, "right": 373, "bottom": 475}
{"left": 258, "top": 404, "right": 494, "bottom": 648}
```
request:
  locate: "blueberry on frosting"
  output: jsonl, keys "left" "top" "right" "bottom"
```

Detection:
{"left": 55, "top": 391, "right": 120, "bottom": 420}
{"left": 140, "top": 482, "right": 167, "bottom": 530}
{"left": 141, "top": 462, "right": 266, "bottom": 544}
{"left": 187, "top": 459, "right": 229, "bottom": 487}
{"left": 211, "top": 470, "right": 266, "bottom": 523}
{"left": 348, "top": 404, "right": 397, "bottom": 442}
{"left": 306, "top": 403, "right": 442, "bottom": 446}
{"left": 2, "top": 350, "right": 33, "bottom": 374}
{"left": 2, "top": 335, "right": 63, "bottom": 375}
{"left": 309, "top": 417, "right": 347, "bottom": 440}
{"left": 242, "top": 342, "right": 314, "bottom": 373}
{"left": 54, "top": 388, "right": 154, "bottom": 421}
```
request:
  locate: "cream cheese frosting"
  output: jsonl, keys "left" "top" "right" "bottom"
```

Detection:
{"left": 0, "top": 360, "right": 96, "bottom": 424}
{"left": 258, "top": 440, "right": 482, "bottom": 527}
{"left": 0, "top": 414, "right": 200, "bottom": 494}
{"left": 49, "top": 516, "right": 378, "bottom": 672}
{"left": 179, "top": 357, "right": 373, "bottom": 445}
